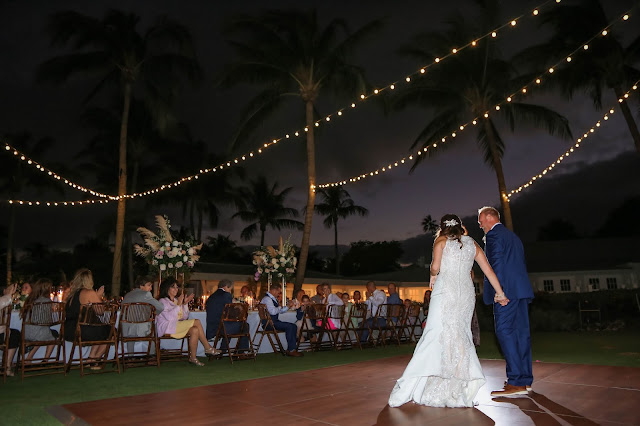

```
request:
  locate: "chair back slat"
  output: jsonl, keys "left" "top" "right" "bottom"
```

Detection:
{"left": 0, "top": 305, "right": 11, "bottom": 328}
{"left": 79, "top": 303, "right": 118, "bottom": 327}
{"left": 305, "top": 303, "right": 327, "bottom": 321}
{"left": 24, "top": 302, "right": 65, "bottom": 327}
{"left": 222, "top": 303, "right": 248, "bottom": 322}
{"left": 385, "top": 304, "right": 405, "bottom": 321}
{"left": 120, "top": 303, "right": 155, "bottom": 324}
{"left": 348, "top": 303, "right": 367, "bottom": 320}
{"left": 327, "top": 304, "right": 344, "bottom": 320}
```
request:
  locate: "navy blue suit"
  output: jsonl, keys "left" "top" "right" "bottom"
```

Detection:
{"left": 262, "top": 294, "right": 298, "bottom": 351}
{"left": 205, "top": 289, "right": 250, "bottom": 350}
{"left": 483, "top": 223, "right": 534, "bottom": 387}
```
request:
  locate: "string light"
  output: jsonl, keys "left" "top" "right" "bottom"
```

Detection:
{"left": 7, "top": 1, "right": 636, "bottom": 206}
{"left": 4, "top": 0, "right": 563, "bottom": 207}
{"left": 506, "top": 79, "right": 639, "bottom": 200}
{"left": 2, "top": 142, "right": 117, "bottom": 199}
{"left": 316, "top": 10, "right": 636, "bottom": 189}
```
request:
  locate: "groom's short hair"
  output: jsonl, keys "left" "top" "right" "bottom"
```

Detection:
{"left": 478, "top": 206, "right": 500, "bottom": 220}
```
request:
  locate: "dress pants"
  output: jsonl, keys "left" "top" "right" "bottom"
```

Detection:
{"left": 494, "top": 298, "right": 533, "bottom": 386}
{"left": 263, "top": 320, "right": 298, "bottom": 351}
{"left": 219, "top": 322, "right": 250, "bottom": 351}
{"left": 359, "top": 318, "right": 386, "bottom": 342}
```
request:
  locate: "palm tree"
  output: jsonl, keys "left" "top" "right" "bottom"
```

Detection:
{"left": 219, "top": 10, "right": 383, "bottom": 290}
{"left": 37, "top": 9, "right": 201, "bottom": 296}
{"left": 232, "top": 175, "right": 303, "bottom": 246}
{"left": 314, "top": 186, "right": 368, "bottom": 275}
{"left": 421, "top": 215, "right": 439, "bottom": 234}
{"left": 0, "top": 132, "right": 63, "bottom": 285}
{"left": 155, "top": 136, "right": 244, "bottom": 242}
{"left": 518, "top": 0, "right": 640, "bottom": 151}
{"left": 392, "top": 1, "right": 572, "bottom": 230}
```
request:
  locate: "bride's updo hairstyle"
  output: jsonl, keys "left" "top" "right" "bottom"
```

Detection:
{"left": 436, "top": 214, "right": 464, "bottom": 248}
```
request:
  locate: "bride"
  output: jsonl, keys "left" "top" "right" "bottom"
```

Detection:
{"left": 388, "top": 214, "right": 509, "bottom": 408}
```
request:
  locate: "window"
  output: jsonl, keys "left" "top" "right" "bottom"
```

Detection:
{"left": 543, "top": 279, "right": 554, "bottom": 292}
{"left": 589, "top": 278, "right": 600, "bottom": 290}
{"left": 606, "top": 277, "right": 617, "bottom": 290}
{"left": 560, "top": 279, "right": 571, "bottom": 292}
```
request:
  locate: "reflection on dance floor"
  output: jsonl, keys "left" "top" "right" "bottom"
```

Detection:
{"left": 53, "top": 357, "right": 640, "bottom": 425}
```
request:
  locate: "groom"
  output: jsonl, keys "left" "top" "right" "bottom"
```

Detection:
{"left": 478, "top": 206, "right": 534, "bottom": 396}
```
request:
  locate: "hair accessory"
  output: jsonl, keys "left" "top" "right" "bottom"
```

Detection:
{"left": 444, "top": 219, "right": 458, "bottom": 227}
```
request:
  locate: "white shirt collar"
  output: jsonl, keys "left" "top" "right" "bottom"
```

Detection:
{"left": 489, "top": 222, "right": 501, "bottom": 231}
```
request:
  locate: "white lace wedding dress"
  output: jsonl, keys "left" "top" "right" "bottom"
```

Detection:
{"left": 388, "top": 235, "right": 486, "bottom": 408}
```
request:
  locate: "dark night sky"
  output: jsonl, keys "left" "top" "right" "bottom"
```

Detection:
{"left": 1, "top": 0, "right": 638, "bottom": 252}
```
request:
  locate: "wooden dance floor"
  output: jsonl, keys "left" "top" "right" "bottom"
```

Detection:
{"left": 51, "top": 356, "right": 640, "bottom": 425}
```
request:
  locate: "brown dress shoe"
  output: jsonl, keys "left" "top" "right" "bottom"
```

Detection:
{"left": 491, "top": 384, "right": 528, "bottom": 397}
{"left": 286, "top": 350, "right": 304, "bottom": 357}
{"left": 504, "top": 380, "right": 532, "bottom": 392}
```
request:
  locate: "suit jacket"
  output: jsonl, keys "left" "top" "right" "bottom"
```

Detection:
{"left": 205, "top": 289, "right": 233, "bottom": 340}
{"left": 121, "top": 289, "right": 165, "bottom": 337}
{"left": 483, "top": 223, "right": 534, "bottom": 305}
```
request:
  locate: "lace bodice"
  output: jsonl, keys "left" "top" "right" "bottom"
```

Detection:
{"left": 438, "top": 235, "right": 476, "bottom": 289}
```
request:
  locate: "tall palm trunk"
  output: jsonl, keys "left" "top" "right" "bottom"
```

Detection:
{"left": 6, "top": 204, "right": 15, "bottom": 285}
{"left": 613, "top": 86, "right": 640, "bottom": 152}
{"left": 484, "top": 119, "right": 514, "bottom": 230}
{"left": 334, "top": 220, "right": 340, "bottom": 275}
{"left": 111, "top": 82, "right": 132, "bottom": 297}
{"left": 295, "top": 99, "right": 316, "bottom": 291}
{"left": 189, "top": 199, "right": 195, "bottom": 237}
{"left": 126, "top": 159, "right": 140, "bottom": 292}
{"left": 260, "top": 224, "right": 266, "bottom": 247}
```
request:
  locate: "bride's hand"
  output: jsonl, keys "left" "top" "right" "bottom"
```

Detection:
{"left": 429, "top": 274, "right": 436, "bottom": 289}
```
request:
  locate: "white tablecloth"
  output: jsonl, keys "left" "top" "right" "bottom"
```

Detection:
{"left": 7, "top": 309, "right": 299, "bottom": 361}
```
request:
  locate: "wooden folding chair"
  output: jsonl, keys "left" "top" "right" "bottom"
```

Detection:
{"left": 297, "top": 303, "right": 327, "bottom": 352}
{"left": 118, "top": 303, "right": 160, "bottom": 371}
{"left": 325, "top": 304, "right": 349, "bottom": 350}
{"left": 0, "top": 305, "right": 11, "bottom": 382}
{"left": 374, "top": 304, "right": 405, "bottom": 347}
{"left": 18, "top": 301, "right": 66, "bottom": 380}
{"left": 400, "top": 304, "right": 422, "bottom": 343}
{"left": 252, "top": 303, "right": 285, "bottom": 355}
{"left": 211, "top": 303, "right": 255, "bottom": 363}
{"left": 158, "top": 332, "right": 190, "bottom": 362}
{"left": 345, "top": 303, "right": 371, "bottom": 349}
{"left": 67, "top": 302, "right": 120, "bottom": 376}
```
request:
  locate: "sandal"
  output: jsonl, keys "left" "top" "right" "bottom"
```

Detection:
{"left": 89, "top": 363, "right": 104, "bottom": 371}
{"left": 6, "top": 368, "right": 14, "bottom": 377}
{"left": 204, "top": 347, "right": 221, "bottom": 356}
{"left": 188, "top": 358, "right": 205, "bottom": 367}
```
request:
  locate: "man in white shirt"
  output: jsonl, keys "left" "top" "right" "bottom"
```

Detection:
{"left": 322, "top": 283, "right": 344, "bottom": 328}
{"left": 260, "top": 283, "right": 303, "bottom": 357}
{"left": 359, "top": 281, "right": 387, "bottom": 343}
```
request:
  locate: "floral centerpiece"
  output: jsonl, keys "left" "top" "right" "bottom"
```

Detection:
{"left": 253, "top": 236, "right": 297, "bottom": 305}
{"left": 134, "top": 215, "right": 203, "bottom": 278}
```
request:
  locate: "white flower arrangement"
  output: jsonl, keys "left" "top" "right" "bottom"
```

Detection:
{"left": 134, "top": 215, "right": 202, "bottom": 276}
{"left": 253, "top": 236, "right": 297, "bottom": 281}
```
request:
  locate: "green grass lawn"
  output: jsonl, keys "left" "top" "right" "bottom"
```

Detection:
{"left": 1, "top": 330, "right": 638, "bottom": 425}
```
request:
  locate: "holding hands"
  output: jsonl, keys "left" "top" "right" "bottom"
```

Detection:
{"left": 494, "top": 292, "right": 509, "bottom": 306}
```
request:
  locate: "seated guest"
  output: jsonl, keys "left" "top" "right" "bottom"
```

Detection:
{"left": 322, "top": 283, "right": 344, "bottom": 329}
{"left": 260, "top": 283, "right": 303, "bottom": 357}
{"left": 240, "top": 285, "right": 254, "bottom": 299}
{"left": 295, "top": 294, "right": 314, "bottom": 342}
{"left": 21, "top": 278, "right": 59, "bottom": 362}
{"left": 404, "top": 299, "right": 418, "bottom": 325}
{"left": 0, "top": 283, "right": 20, "bottom": 376}
{"left": 359, "top": 281, "right": 387, "bottom": 343}
{"left": 353, "top": 290, "right": 362, "bottom": 304}
{"left": 64, "top": 269, "right": 110, "bottom": 369}
{"left": 206, "top": 279, "right": 250, "bottom": 352}
{"left": 387, "top": 283, "right": 402, "bottom": 305}
{"left": 121, "top": 275, "right": 165, "bottom": 353}
{"left": 341, "top": 292, "right": 350, "bottom": 305}
{"left": 21, "top": 282, "right": 32, "bottom": 296}
{"left": 157, "top": 278, "right": 219, "bottom": 367}
{"left": 310, "top": 285, "right": 324, "bottom": 304}
{"left": 294, "top": 289, "right": 305, "bottom": 305}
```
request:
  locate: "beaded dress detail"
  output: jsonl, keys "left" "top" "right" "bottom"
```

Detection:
{"left": 388, "top": 235, "right": 485, "bottom": 408}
